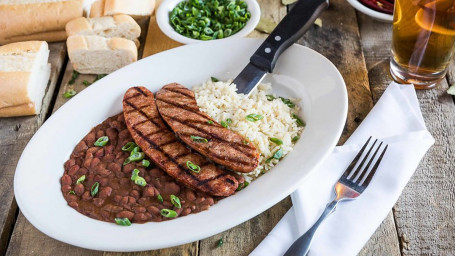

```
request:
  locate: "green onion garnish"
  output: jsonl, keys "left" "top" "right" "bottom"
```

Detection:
{"left": 211, "top": 77, "right": 220, "bottom": 82}
{"left": 82, "top": 80, "right": 91, "bottom": 86}
{"left": 91, "top": 182, "right": 99, "bottom": 197}
{"left": 226, "top": 118, "right": 232, "bottom": 124}
{"left": 94, "top": 136, "right": 109, "bottom": 147}
{"left": 207, "top": 120, "right": 214, "bottom": 124}
{"left": 292, "top": 114, "right": 305, "bottom": 127}
{"left": 131, "top": 169, "right": 147, "bottom": 187}
{"left": 186, "top": 160, "right": 201, "bottom": 173}
{"left": 243, "top": 139, "right": 249, "bottom": 145}
{"left": 157, "top": 194, "right": 164, "bottom": 203}
{"left": 221, "top": 121, "right": 228, "bottom": 128}
{"left": 122, "top": 142, "right": 137, "bottom": 151}
{"left": 266, "top": 95, "right": 276, "bottom": 101}
{"left": 190, "top": 135, "right": 208, "bottom": 143}
{"left": 68, "top": 190, "right": 76, "bottom": 195}
{"left": 142, "top": 159, "right": 150, "bottom": 167}
{"left": 279, "top": 97, "right": 295, "bottom": 108}
{"left": 169, "top": 0, "right": 251, "bottom": 41}
{"left": 170, "top": 195, "right": 182, "bottom": 208}
{"left": 129, "top": 152, "right": 145, "bottom": 162}
{"left": 131, "top": 146, "right": 140, "bottom": 154}
{"left": 76, "top": 175, "right": 86, "bottom": 184}
{"left": 160, "top": 209, "right": 178, "bottom": 218}
{"left": 94, "top": 74, "right": 107, "bottom": 82}
{"left": 216, "top": 238, "right": 224, "bottom": 247}
{"left": 266, "top": 148, "right": 284, "bottom": 163}
{"left": 292, "top": 135, "right": 300, "bottom": 142}
{"left": 63, "top": 89, "right": 76, "bottom": 98}
{"left": 123, "top": 157, "right": 131, "bottom": 166}
{"left": 269, "top": 137, "right": 283, "bottom": 145}
{"left": 114, "top": 218, "right": 131, "bottom": 226}
{"left": 236, "top": 181, "right": 249, "bottom": 191}
{"left": 246, "top": 114, "right": 264, "bottom": 122}
{"left": 69, "top": 70, "right": 79, "bottom": 85}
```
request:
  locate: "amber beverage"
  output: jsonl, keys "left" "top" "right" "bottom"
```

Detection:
{"left": 390, "top": 0, "right": 455, "bottom": 89}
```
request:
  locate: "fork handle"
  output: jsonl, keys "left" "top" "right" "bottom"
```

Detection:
{"left": 283, "top": 200, "right": 338, "bottom": 256}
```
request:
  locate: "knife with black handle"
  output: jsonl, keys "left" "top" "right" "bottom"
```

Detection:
{"left": 233, "top": 0, "right": 329, "bottom": 95}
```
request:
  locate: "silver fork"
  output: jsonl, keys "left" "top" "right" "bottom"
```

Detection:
{"left": 283, "top": 137, "right": 388, "bottom": 256}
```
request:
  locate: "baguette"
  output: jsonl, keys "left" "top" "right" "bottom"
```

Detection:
{"left": 67, "top": 35, "right": 137, "bottom": 74}
{"left": 89, "top": 0, "right": 155, "bottom": 18}
{"left": 0, "top": 0, "right": 84, "bottom": 44}
{"left": 0, "top": 41, "right": 50, "bottom": 117}
{"left": 65, "top": 15, "right": 141, "bottom": 44}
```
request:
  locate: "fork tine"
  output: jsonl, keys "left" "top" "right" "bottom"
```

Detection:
{"left": 361, "top": 144, "right": 388, "bottom": 187}
{"left": 341, "top": 136, "right": 372, "bottom": 178}
{"left": 356, "top": 142, "right": 383, "bottom": 184}
{"left": 348, "top": 139, "right": 378, "bottom": 180}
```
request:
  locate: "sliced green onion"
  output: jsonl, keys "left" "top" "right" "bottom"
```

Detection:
{"left": 122, "top": 142, "right": 137, "bottom": 152}
{"left": 292, "top": 135, "right": 300, "bottom": 142}
{"left": 94, "top": 74, "right": 107, "bottom": 82}
{"left": 160, "top": 209, "right": 178, "bottom": 218}
{"left": 131, "top": 146, "right": 141, "bottom": 154}
{"left": 266, "top": 148, "right": 284, "bottom": 163}
{"left": 68, "top": 190, "right": 76, "bottom": 195}
{"left": 226, "top": 118, "right": 232, "bottom": 124}
{"left": 216, "top": 238, "right": 224, "bottom": 247}
{"left": 131, "top": 169, "right": 147, "bottom": 187}
{"left": 63, "top": 89, "right": 76, "bottom": 98}
{"left": 123, "top": 157, "right": 131, "bottom": 166}
{"left": 91, "top": 182, "right": 99, "bottom": 197}
{"left": 186, "top": 160, "right": 201, "bottom": 173}
{"left": 142, "top": 159, "right": 150, "bottom": 167}
{"left": 246, "top": 114, "right": 264, "bottom": 122}
{"left": 94, "top": 136, "right": 109, "bottom": 147}
{"left": 236, "top": 181, "right": 249, "bottom": 191}
{"left": 76, "top": 175, "right": 86, "bottom": 184}
{"left": 221, "top": 121, "right": 228, "bottom": 128}
{"left": 269, "top": 137, "right": 283, "bottom": 145}
{"left": 292, "top": 114, "right": 305, "bottom": 127}
{"left": 266, "top": 95, "right": 276, "bottom": 101}
{"left": 129, "top": 152, "right": 145, "bottom": 161}
{"left": 211, "top": 76, "right": 220, "bottom": 82}
{"left": 190, "top": 135, "right": 208, "bottom": 143}
{"left": 279, "top": 97, "right": 295, "bottom": 108}
{"left": 82, "top": 80, "right": 91, "bottom": 86}
{"left": 170, "top": 195, "right": 182, "bottom": 208}
{"left": 131, "top": 169, "right": 140, "bottom": 181}
{"left": 69, "top": 70, "right": 79, "bottom": 85}
{"left": 114, "top": 217, "right": 131, "bottom": 226}
{"left": 243, "top": 139, "right": 249, "bottom": 145}
{"left": 207, "top": 120, "right": 214, "bottom": 124}
{"left": 157, "top": 194, "right": 164, "bottom": 203}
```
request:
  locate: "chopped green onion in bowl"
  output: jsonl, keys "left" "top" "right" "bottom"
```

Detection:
{"left": 169, "top": 0, "right": 251, "bottom": 41}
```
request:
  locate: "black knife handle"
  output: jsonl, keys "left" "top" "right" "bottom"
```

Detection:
{"left": 250, "top": 0, "right": 329, "bottom": 73}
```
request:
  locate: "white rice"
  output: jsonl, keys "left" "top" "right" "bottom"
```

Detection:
{"left": 193, "top": 80, "right": 304, "bottom": 182}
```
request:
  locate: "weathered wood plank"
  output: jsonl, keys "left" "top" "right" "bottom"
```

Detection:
{"left": 0, "top": 42, "right": 66, "bottom": 255}
{"left": 358, "top": 12, "right": 455, "bottom": 255}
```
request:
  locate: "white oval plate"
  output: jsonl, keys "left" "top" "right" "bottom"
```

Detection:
{"left": 14, "top": 38, "right": 347, "bottom": 252}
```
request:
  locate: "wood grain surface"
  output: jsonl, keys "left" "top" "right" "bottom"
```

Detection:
{"left": 3, "top": 0, "right": 455, "bottom": 255}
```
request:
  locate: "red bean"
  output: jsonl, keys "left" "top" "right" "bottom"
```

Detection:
{"left": 130, "top": 190, "right": 140, "bottom": 199}
{"left": 162, "top": 182, "right": 180, "bottom": 195}
{"left": 150, "top": 168, "right": 164, "bottom": 177}
{"left": 181, "top": 208, "right": 191, "bottom": 216}
{"left": 99, "top": 187, "right": 113, "bottom": 199}
{"left": 62, "top": 185, "right": 71, "bottom": 193}
{"left": 93, "top": 198, "right": 105, "bottom": 207}
{"left": 114, "top": 195, "right": 122, "bottom": 203}
{"left": 95, "top": 148, "right": 105, "bottom": 158}
{"left": 106, "top": 128, "right": 118, "bottom": 142}
{"left": 133, "top": 206, "right": 146, "bottom": 213}
{"left": 74, "top": 141, "right": 88, "bottom": 153}
{"left": 90, "top": 158, "right": 101, "bottom": 169}
{"left": 96, "top": 130, "right": 105, "bottom": 138}
{"left": 99, "top": 178, "right": 109, "bottom": 186}
{"left": 200, "top": 204, "right": 210, "bottom": 211}
{"left": 98, "top": 168, "right": 111, "bottom": 177}
{"left": 105, "top": 145, "right": 115, "bottom": 155}
{"left": 83, "top": 158, "right": 92, "bottom": 169}
{"left": 143, "top": 186, "right": 155, "bottom": 197}
{"left": 205, "top": 197, "right": 215, "bottom": 206}
{"left": 122, "top": 164, "right": 134, "bottom": 174}
{"left": 147, "top": 206, "right": 160, "bottom": 216}
{"left": 74, "top": 184, "right": 85, "bottom": 196}
{"left": 61, "top": 175, "right": 72, "bottom": 186}
{"left": 118, "top": 129, "right": 130, "bottom": 140}
{"left": 84, "top": 132, "right": 96, "bottom": 146}
{"left": 117, "top": 210, "right": 134, "bottom": 219}
{"left": 137, "top": 197, "right": 147, "bottom": 204}
{"left": 110, "top": 120, "right": 123, "bottom": 131}
{"left": 134, "top": 213, "right": 151, "bottom": 222}
{"left": 69, "top": 201, "right": 78, "bottom": 208}
{"left": 82, "top": 191, "right": 91, "bottom": 201}
{"left": 64, "top": 159, "right": 76, "bottom": 169}
{"left": 76, "top": 167, "right": 88, "bottom": 176}
{"left": 186, "top": 190, "right": 196, "bottom": 202}
{"left": 195, "top": 197, "right": 205, "bottom": 204}
{"left": 68, "top": 165, "right": 80, "bottom": 176}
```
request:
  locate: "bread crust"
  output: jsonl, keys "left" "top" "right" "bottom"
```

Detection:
{"left": 0, "top": 30, "right": 67, "bottom": 45}
{"left": 0, "top": 0, "right": 84, "bottom": 44}
{"left": 89, "top": 0, "right": 105, "bottom": 18}
{"left": 0, "top": 102, "right": 36, "bottom": 117}
{"left": 104, "top": 0, "right": 155, "bottom": 16}
{"left": 0, "top": 72, "right": 31, "bottom": 108}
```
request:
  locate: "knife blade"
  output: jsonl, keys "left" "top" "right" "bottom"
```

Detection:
{"left": 233, "top": 0, "right": 329, "bottom": 96}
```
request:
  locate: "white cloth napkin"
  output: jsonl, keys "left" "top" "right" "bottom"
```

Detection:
{"left": 250, "top": 82, "right": 435, "bottom": 256}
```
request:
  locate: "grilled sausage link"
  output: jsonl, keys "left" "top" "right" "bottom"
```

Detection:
{"left": 123, "top": 86, "right": 238, "bottom": 196}
{"left": 155, "top": 83, "right": 260, "bottom": 173}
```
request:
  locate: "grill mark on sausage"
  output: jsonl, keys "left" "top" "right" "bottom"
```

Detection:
{"left": 156, "top": 97, "right": 206, "bottom": 118}
{"left": 133, "top": 86, "right": 148, "bottom": 96}
{"left": 123, "top": 93, "right": 142, "bottom": 101}
{"left": 123, "top": 87, "right": 238, "bottom": 196}
{"left": 161, "top": 87, "right": 194, "bottom": 98}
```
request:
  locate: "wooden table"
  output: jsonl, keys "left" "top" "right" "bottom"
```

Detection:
{"left": 1, "top": 0, "right": 454, "bottom": 255}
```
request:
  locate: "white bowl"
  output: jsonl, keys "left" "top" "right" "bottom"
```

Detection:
{"left": 346, "top": 0, "right": 393, "bottom": 23}
{"left": 156, "top": 0, "right": 261, "bottom": 44}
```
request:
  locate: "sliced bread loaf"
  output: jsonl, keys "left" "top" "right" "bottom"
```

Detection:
{"left": 65, "top": 15, "right": 141, "bottom": 43}
{"left": 89, "top": 0, "right": 155, "bottom": 18}
{"left": 67, "top": 35, "right": 137, "bottom": 74}
{"left": 0, "top": 41, "right": 50, "bottom": 117}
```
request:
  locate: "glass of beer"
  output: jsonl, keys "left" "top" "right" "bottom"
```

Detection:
{"left": 390, "top": 0, "right": 455, "bottom": 89}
